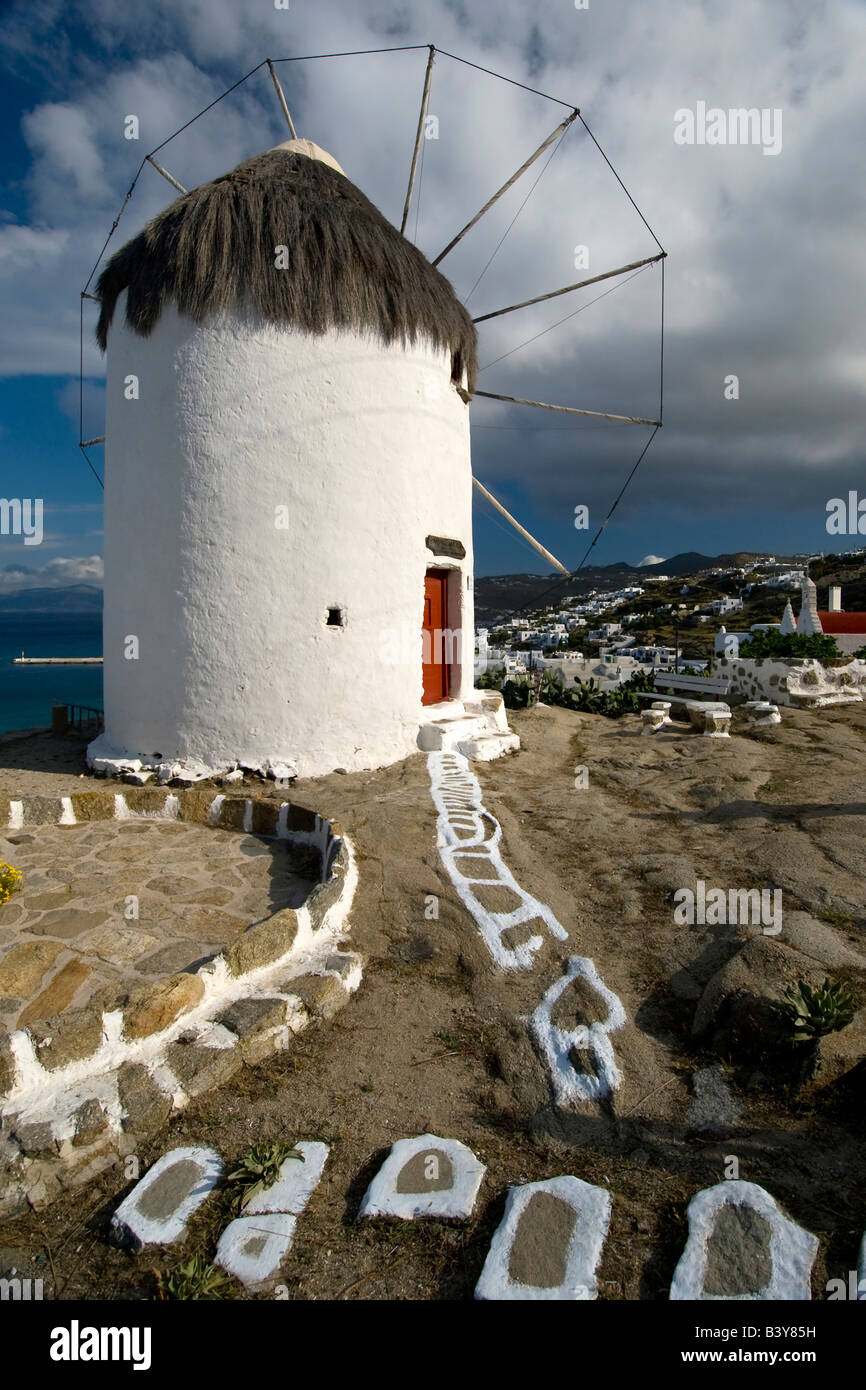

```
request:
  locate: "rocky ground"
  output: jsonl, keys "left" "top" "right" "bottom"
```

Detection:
{"left": 0, "top": 702, "right": 863, "bottom": 1300}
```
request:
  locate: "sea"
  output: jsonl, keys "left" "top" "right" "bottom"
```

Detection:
{"left": 0, "top": 614, "right": 103, "bottom": 735}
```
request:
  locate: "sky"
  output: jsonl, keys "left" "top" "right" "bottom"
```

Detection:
{"left": 1, "top": 0, "right": 865, "bottom": 589}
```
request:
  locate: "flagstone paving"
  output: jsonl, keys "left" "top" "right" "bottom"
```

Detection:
{"left": 0, "top": 821, "right": 319, "bottom": 1032}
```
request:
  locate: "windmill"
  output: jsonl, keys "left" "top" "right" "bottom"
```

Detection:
{"left": 79, "top": 44, "right": 665, "bottom": 781}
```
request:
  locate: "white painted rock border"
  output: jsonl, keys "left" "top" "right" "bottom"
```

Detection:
{"left": 530, "top": 957, "right": 626, "bottom": 1103}
{"left": 669, "top": 1180, "right": 818, "bottom": 1301}
{"left": 111, "top": 1145, "right": 223, "bottom": 1252}
{"left": 427, "top": 751, "right": 567, "bottom": 969}
{"left": 214, "top": 1141, "right": 329, "bottom": 1288}
{"left": 244, "top": 1141, "right": 329, "bottom": 1215}
{"left": 475, "top": 1176, "right": 611, "bottom": 1301}
{"left": 358, "top": 1134, "right": 485, "bottom": 1221}
{"left": 216, "top": 1212, "right": 297, "bottom": 1288}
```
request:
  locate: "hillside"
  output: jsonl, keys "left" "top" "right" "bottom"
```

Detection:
{"left": 474, "top": 552, "right": 780, "bottom": 624}
{"left": 0, "top": 585, "right": 103, "bottom": 614}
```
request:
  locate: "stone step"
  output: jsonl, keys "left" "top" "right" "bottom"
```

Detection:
{"left": 419, "top": 700, "right": 466, "bottom": 722}
{"left": 417, "top": 715, "right": 488, "bottom": 752}
{"left": 105, "top": 1138, "right": 836, "bottom": 1300}
{"left": 358, "top": 1134, "right": 485, "bottom": 1221}
{"left": 456, "top": 731, "right": 520, "bottom": 761}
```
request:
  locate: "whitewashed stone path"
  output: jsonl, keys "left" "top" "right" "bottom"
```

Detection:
{"left": 428, "top": 751, "right": 626, "bottom": 1102}
{"left": 216, "top": 1141, "right": 329, "bottom": 1288}
{"left": 669, "top": 1180, "right": 819, "bottom": 1301}
{"left": 530, "top": 959, "right": 627, "bottom": 1104}
{"left": 106, "top": 1137, "right": 833, "bottom": 1301}
{"left": 111, "top": 1145, "right": 223, "bottom": 1252}
{"left": 476, "top": 1176, "right": 611, "bottom": 1301}
{"left": 427, "top": 751, "right": 567, "bottom": 969}
{"left": 358, "top": 1134, "right": 485, "bottom": 1221}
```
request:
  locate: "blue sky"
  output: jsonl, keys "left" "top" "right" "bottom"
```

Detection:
{"left": 1, "top": 0, "right": 865, "bottom": 588}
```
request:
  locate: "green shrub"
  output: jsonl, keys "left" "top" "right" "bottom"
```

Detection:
{"left": 476, "top": 666, "right": 504, "bottom": 690}
{"left": 546, "top": 668, "right": 655, "bottom": 719}
{"left": 502, "top": 675, "right": 536, "bottom": 709}
{"left": 738, "top": 630, "right": 841, "bottom": 660}
{"left": 155, "top": 1255, "right": 229, "bottom": 1300}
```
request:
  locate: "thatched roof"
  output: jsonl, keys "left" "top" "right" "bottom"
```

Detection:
{"left": 95, "top": 147, "right": 478, "bottom": 392}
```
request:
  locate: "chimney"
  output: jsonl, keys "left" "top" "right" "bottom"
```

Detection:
{"left": 829, "top": 585, "right": 842, "bottom": 613}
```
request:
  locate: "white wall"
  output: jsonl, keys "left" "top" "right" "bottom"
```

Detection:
{"left": 714, "top": 655, "right": 866, "bottom": 705}
{"left": 91, "top": 300, "right": 475, "bottom": 776}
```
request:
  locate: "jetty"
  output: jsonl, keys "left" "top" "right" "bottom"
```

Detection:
{"left": 13, "top": 656, "right": 102, "bottom": 666}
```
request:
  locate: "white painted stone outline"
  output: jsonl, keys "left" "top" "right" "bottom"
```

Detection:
{"left": 216, "top": 1212, "right": 296, "bottom": 1288}
{"left": 111, "top": 1144, "right": 223, "bottom": 1251}
{"left": 427, "top": 750, "right": 626, "bottom": 1099}
{"left": 358, "top": 1134, "right": 485, "bottom": 1221}
{"left": 475, "top": 1175, "right": 611, "bottom": 1301}
{"left": 427, "top": 750, "right": 567, "bottom": 969}
{"left": 669, "top": 1180, "right": 819, "bottom": 1301}
{"left": 215, "top": 1140, "right": 329, "bottom": 1288}
{"left": 244, "top": 1141, "right": 329, "bottom": 1215}
{"left": 530, "top": 957, "right": 627, "bottom": 1104}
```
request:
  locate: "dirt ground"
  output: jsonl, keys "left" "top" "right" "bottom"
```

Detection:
{"left": 0, "top": 703, "right": 863, "bottom": 1301}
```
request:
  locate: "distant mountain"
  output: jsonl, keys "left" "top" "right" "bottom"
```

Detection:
{"left": 0, "top": 585, "right": 104, "bottom": 614}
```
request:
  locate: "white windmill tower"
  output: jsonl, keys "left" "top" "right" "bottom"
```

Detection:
{"left": 82, "top": 48, "right": 664, "bottom": 781}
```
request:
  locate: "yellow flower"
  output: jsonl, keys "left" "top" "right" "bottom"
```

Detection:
{"left": 0, "top": 861, "right": 23, "bottom": 904}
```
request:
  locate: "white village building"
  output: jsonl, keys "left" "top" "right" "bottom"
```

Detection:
{"left": 88, "top": 139, "right": 514, "bottom": 779}
{"left": 783, "top": 578, "right": 866, "bottom": 655}
{"left": 715, "top": 576, "right": 866, "bottom": 658}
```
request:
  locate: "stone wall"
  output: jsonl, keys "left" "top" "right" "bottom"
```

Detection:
{"left": 0, "top": 787, "right": 359, "bottom": 1215}
{"left": 714, "top": 656, "right": 866, "bottom": 707}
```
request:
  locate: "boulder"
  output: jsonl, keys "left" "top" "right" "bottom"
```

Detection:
{"left": 804, "top": 1007, "right": 866, "bottom": 1094}
{"left": 692, "top": 936, "right": 825, "bottom": 1056}
{"left": 661, "top": 930, "right": 742, "bottom": 1001}
{"left": 779, "top": 911, "right": 866, "bottom": 971}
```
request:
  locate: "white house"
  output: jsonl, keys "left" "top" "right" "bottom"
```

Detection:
{"left": 88, "top": 138, "right": 513, "bottom": 779}
{"left": 710, "top": 596, "right": 743, "bottom": 616}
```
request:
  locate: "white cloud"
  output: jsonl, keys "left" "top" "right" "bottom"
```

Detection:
{"left": 0, "top": 0, "right": 864, "bottom": 527}
{"left": 0, "top": 224, "right": 69, "bottom": 273}
{"left": 0, "top": 555, "right": 103, "bottom": 592}
{"left": 22, "top": 102, "right": 110, "bottom": 202}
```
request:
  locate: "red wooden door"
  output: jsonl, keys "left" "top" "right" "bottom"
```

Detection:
{"left": 422, "top": 569, "right": 450, "bottom": 705}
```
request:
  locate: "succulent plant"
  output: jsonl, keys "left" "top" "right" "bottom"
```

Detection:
{"left": 226, "top": 1140, "right": 304, "bottom": 1212}
{"left": 155, "top": 1254, "right": 229, "bottom": 1300}
{"left": 774, "top": 978, "right": 856, "bottom": 1044}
